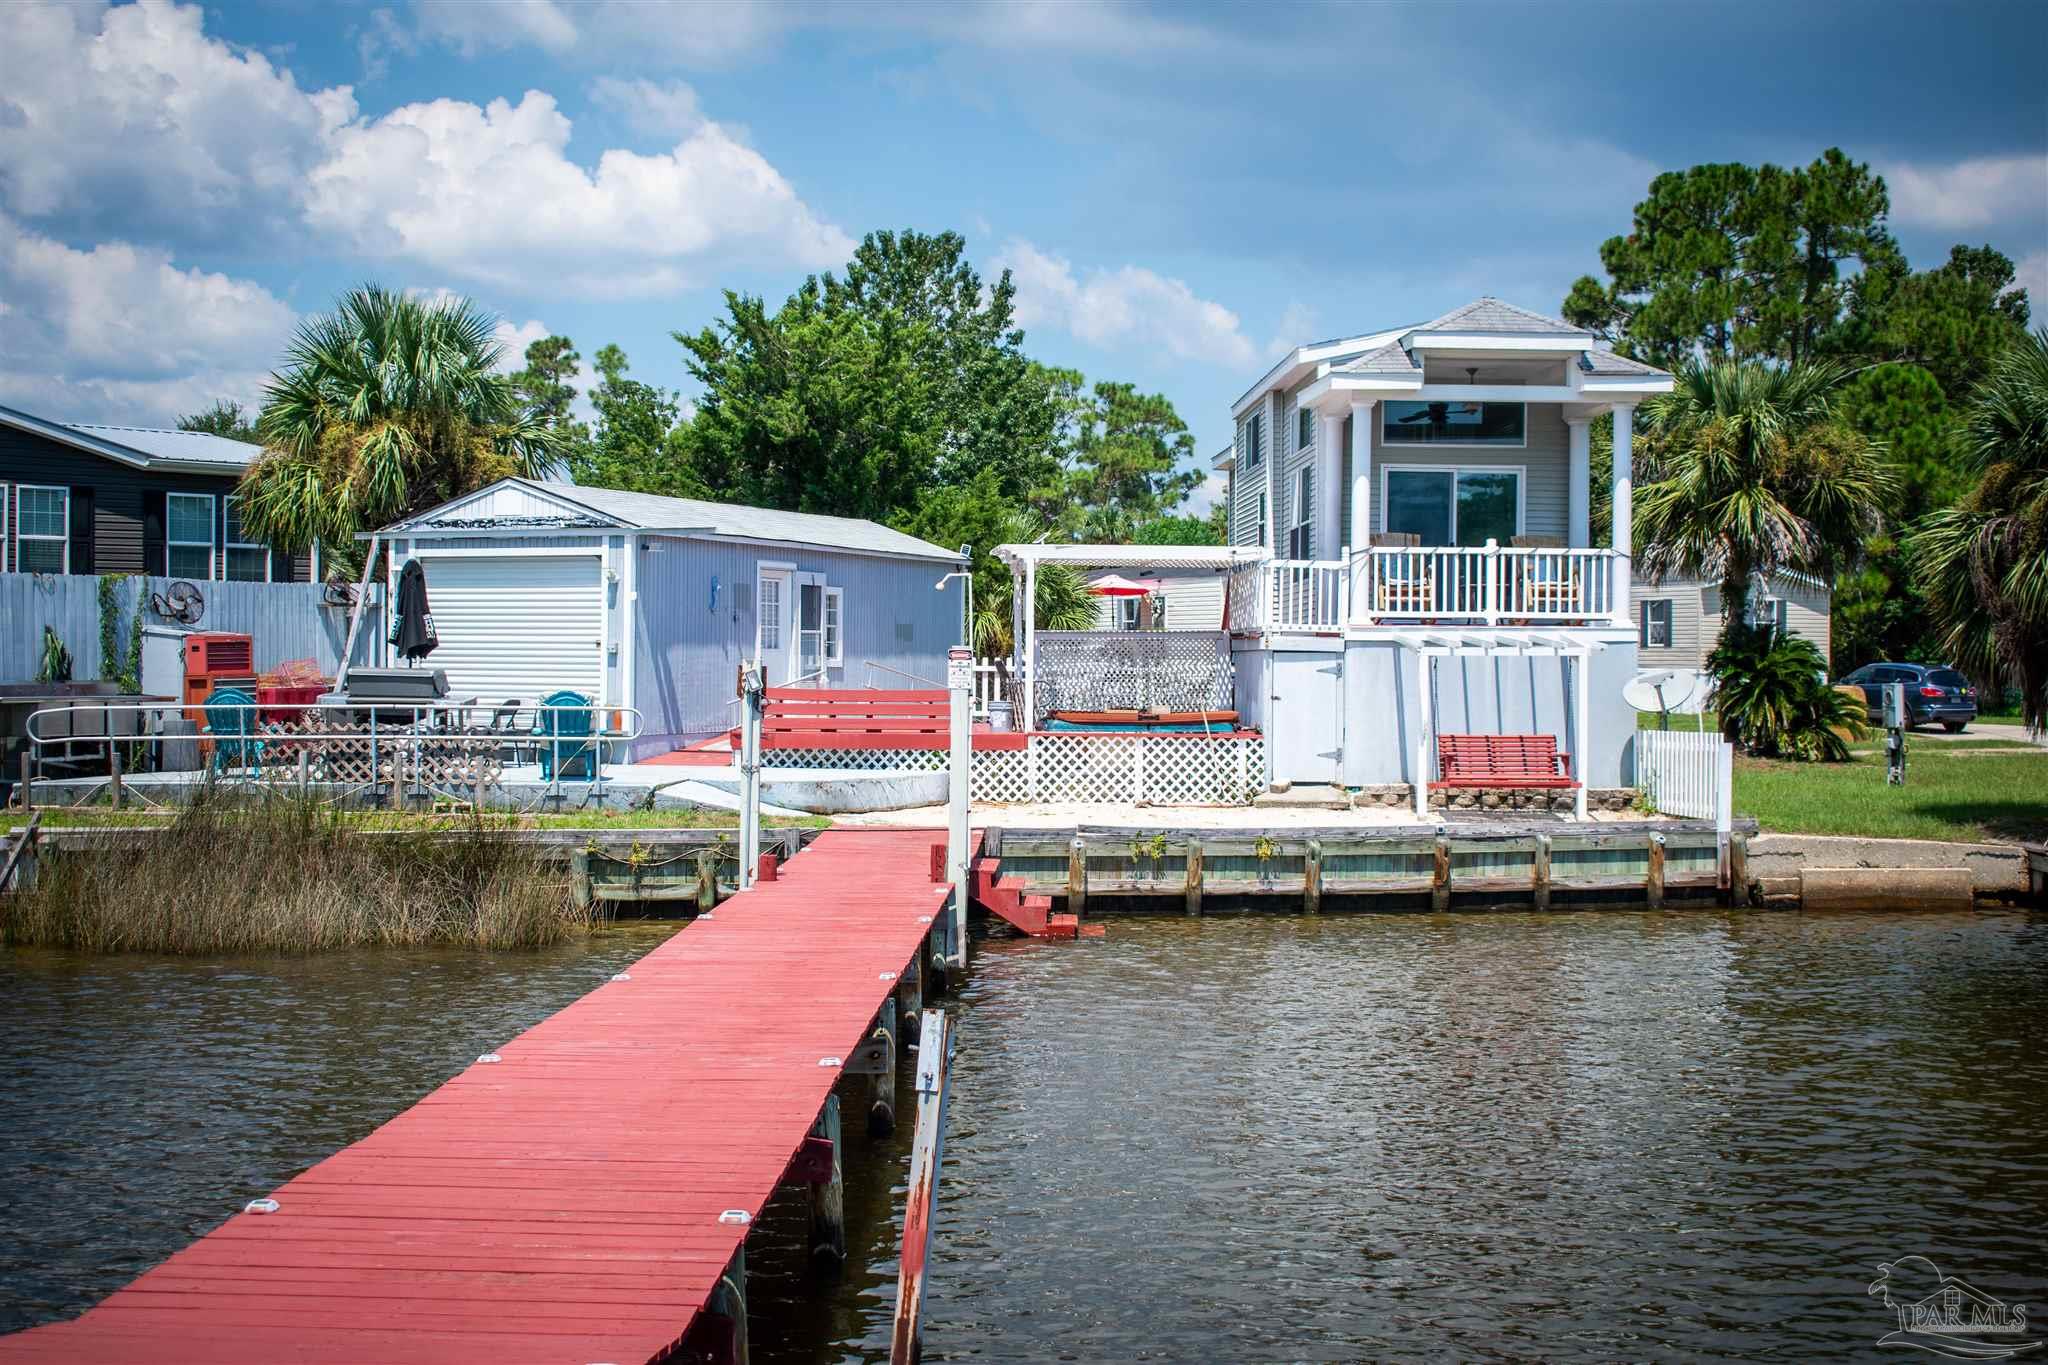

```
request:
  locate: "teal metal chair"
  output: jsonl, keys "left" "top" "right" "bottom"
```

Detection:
{"left": 203, "top": 685, "right": 264, "bottom": 774}
{"left": 537, "top": 689, "right": 597, "bottom": 781}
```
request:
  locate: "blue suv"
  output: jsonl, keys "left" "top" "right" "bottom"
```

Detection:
{"left": 1837, "top": 663, "right": 1979, "bottom": 732}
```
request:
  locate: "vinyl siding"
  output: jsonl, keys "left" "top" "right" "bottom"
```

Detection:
{"left": 0, "top": 426, "right": 307, "bottom": 580}
{"left": 1229, "top": 405, "right": 1268, "bottom": 548}
{"left": 1087, "top": 572, "right": 1226, "bottom": 630}
{"left": 630, "top": 535, "right": 961, "bottom": 747}
{"left": 1634, "top": 586, "right": 1708, "bottom": 670}
{"left": 1372, "top": 401, "right": 1569, "bottom": 541}
{"left": 1648, "top": 573, "right": 1832, "bottom": 671}
{"left": 1279, "top": 377, "right": 1318, "bottom": 558}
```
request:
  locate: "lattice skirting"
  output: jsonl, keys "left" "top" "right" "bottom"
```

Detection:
{"left": 762, "top": 734, "right": 1263, "bottom": 805}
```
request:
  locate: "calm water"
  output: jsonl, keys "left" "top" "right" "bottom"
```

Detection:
{"left": 4, "top": 910, "right": 2046, "bottom": 1361}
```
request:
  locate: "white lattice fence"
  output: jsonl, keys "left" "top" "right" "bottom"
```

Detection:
{"left": 759, "top": 732, "right": 1265, "bottom": 804}
{"left": 763, "top": 747, "right": 946, "bottom": 771}
{"left": 1031, "top": 630, "right": 1233, "bottom": 723}
{"left": 970, "top": 746, "right": 1032, "bottom": 802}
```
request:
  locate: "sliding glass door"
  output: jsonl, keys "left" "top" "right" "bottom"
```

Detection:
{"left": 1383, "top": 467, "right": 1521, "bottom": 546}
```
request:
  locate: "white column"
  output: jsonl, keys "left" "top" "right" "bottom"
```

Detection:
{"left": 1610, "top": 402, "right": 1635, "bottom": 625}
{"left": 1412, "top": 649, "right": 1433, "bottom": 819}
{"left": 1349, "top": 400, "right": 1375, "bottom": 616}
{"left": 946, "top": 647, "right": 972, "bottom": 968}
{"left": 1021, "top": 559, "right": 1037, "bottom": 729}
{"left": 1316, "top": 411, "right": 1343, "bottom": 562}
{"left": 1565, "top": 418, "right": 1591, "bottom": 549}
{"left": 1572, "top": 651, "right": 1591, "bottom": 821}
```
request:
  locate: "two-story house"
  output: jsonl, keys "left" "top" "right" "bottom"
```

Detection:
{"left": 1213, "top": 298, "right": 1675, "bottom": 811}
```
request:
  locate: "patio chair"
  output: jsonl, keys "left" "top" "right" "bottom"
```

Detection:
{"left": 1509, "top": 535, "right": 1580, "bottom": 616}
{"left": 1368, "top": 532, "right": 1432, "bottom": 615}
{"left": 488, "top": 699, "right": 538, "bottom": 764}
{"left": 203, "top": 685, "right": 264, "bottom": 775}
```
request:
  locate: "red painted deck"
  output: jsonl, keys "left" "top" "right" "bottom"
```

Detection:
{"left": 0, "top": 827, "right": 950, "bottom": 1365}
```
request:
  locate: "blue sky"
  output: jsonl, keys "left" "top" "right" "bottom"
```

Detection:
{"left": 3, "top": 0, "right": 2043, "bottom": 509}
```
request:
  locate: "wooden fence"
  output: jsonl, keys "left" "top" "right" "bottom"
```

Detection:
{"left": 1636, "top": 729, "right": 1733, "bottom": 830}
{"left": 2, "top": 572, "right": 383, "bottom": 682}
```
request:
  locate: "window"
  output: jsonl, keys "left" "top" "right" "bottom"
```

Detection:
{"left": 15, "top": 485, "right": 69, "bottom": 574}
{"left": 758, "top": 573, "right": 783, "bottom": 650}
{"left": 1640, "top": 598, "right": 1673, "bottom": 648}
{"left": 1383, "top": 467, "right": 1522, "bottom": 547}
{"left": 166, "top": 493, "right": 215, "bottom": 579}
{"left": 796, "top": 574, "right": 839, "bottom": 674}
{"left": 1382, "top": 400, "right": 1526, "bottom": 446}
{"left": 823, "top": 586, "right": 844, "bottom": 666}
{"left": 1296, "top": 407, "right": 1315, "bottom": 451}
{"left": 1242, "top": 411, "right": 1265, "bottom": 467}
{"left": 223, "top": 495, "right": 270, "bottom": 582}
{"left": 1115, "top": 597, "right": 1142, "bottom": 631}
{"left": 1256, "top": 490, "right": 1269, "bottom": 547}
{"left": 1746, "top": 594, "right": 1786, "bottom": 638}
{"left": 0, "top": 483, "right": 8, "bottom": 571}
{"left": 1287, "top": 466, "right": 1314, "bottom": 559}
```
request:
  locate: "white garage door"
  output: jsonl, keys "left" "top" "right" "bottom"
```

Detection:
{"left": 413, "top": 553, "right": 604, "bottom": 708}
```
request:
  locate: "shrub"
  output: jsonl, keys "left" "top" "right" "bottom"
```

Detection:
{"left": 1709, "top": 631, "right": 1866, "bottom": 761}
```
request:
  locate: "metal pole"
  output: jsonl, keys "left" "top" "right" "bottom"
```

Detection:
{"left": 739, "top": 661, "right": 763, "bottom": 889}
{"left": 945, "top": 646, "right": 972, "bottom": 970}
{"left": 336, "top": 533, "right": 381, "bottom": 682}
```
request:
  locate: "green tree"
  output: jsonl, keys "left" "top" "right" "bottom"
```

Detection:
{"left": 1134, "top": 507, "right": 1226, "bottom": 546}
{"left": 1057, "top": 381, "right": 1202, "bottom": 542}
{"left": 241, "top": 285, "right": 561, "bottom": 567}
{"left": 177, "top": 400, "right": 261, "bottom": 443}
{"left": 1839, "top": 244, "right": 2031, "bottom": 399}
{"left": 670, "top": 230, "right": 1062, "bottom": 521}
{"left": 510, "top": 334, "right": 583, "bottom": 428}
{"left": 568, "top": 344, "right": 684, "bottom": 493}
{"left": 1911, "top": 329, "right": 2048, "bottom": 732}
{"left": 1635, "top": 359, "right": 1897, "bottom": 737}
{"left": 1564, "top": 150, "right": 1898, "bottom": 366}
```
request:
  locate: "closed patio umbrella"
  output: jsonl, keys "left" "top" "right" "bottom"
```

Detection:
{"left": 390, "top": 558, "right": 440, "bottom": 662}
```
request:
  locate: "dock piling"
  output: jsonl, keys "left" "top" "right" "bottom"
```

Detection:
{"left": 704, "top": 1244, "right": 750, "bottom": 1365}
{"left": 1067, "top": 835, "right": 1087, "bottom": 920}
{"left": 868, "top": 997, "right": 899, "bottom": 1138}
{"left": 1303, "top": 838, "right": 1323, "bottom": 914}
{"left": 108, "top": 743, "right": 124, "bottom": 810}
{"left": 1647, "top": 833, "right": 1666, "bottom": 909}
{"left": 896, "top": 952, "right": 924, "bottom": 1046}
{"left": 808, "top": 1094, "right": 846, "bottom": 1268}
{"left": 1532, "top": 834, "right": 1552, "bottom": 911}
{"left": 1728, "top": 832, "right": 1750, "bottom": 907}
{"left": 1432, "top": 834, "right": 1451, "bottom": 912}
{"left": 1184, "top": 840, "right": 1203, "bottom": 916}
{"left": 697, "top": 847, "right": 719, "bottom": 914}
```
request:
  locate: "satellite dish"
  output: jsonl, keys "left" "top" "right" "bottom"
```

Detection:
{"left": 1623, "top": 669, "right": 1706, "bottom": 716}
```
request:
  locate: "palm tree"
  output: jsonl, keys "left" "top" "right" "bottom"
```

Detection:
{"left": 1912, "top": 330, "right": 2048, "bottom": 733}
{"left": 1637, "top": 357, "right": 1896, "bottom": 636}
{"left": 973, "top": 559, "right": 1097, "bottom": 660}
{"left": 241, "top": 286, "right": 562, "bottom": 575}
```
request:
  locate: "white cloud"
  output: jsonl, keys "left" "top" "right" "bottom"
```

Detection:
{"left": 995, "top": 239, "right": 1256, "bottom": 369}
{"left": 492, "top": 317, "right": 552, "bottom": 372}
{"left": 0, "top": 0, "right": 356, "bottom": 247}
{"left": 305, "top": 90, "right": 851, "bottom": 296}
{"left": 2018, "top": 251, "right": 2048, "bottom": 308}
{"left": 1883, "top": 154, "right": 2048, "bottom": 231}
{"left": 1266, "top": 300, "right": 1318, "bottom": 359}
{"left": 588, "top": 77, "right": 705, "bottom": 140}
{"left": 412, "top": 0, "right": 579, "bottom": 56}
{"left": 0, "top": 213, "right": 295, "bottom": 423}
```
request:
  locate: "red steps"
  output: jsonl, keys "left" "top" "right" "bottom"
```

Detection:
{"left": 969, "top": 855, "right": 1061, "bottom": 937}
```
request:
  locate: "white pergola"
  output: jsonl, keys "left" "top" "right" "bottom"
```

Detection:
{"left": 992, "top": 543, "right": 1269, "bottom": 726}
{"left": 1381, "top": 627, "right": 1610, "bottom": 821}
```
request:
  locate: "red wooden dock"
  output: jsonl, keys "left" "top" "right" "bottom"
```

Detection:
{"left": 0, "top": 827, "right": 950, "bottom": 1365}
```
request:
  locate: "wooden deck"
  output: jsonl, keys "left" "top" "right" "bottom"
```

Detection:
{"left": 0, "top": 827, "right": 951, "bottom": 1365}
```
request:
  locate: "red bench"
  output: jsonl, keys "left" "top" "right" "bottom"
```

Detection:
{"left": 760, "top": 687, "right": 950, "bottom": 750}
{"left": 1430, "top": 733, "right": 1577, "bottom": 789}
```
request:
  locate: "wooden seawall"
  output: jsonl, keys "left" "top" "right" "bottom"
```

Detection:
{"left": 0, "top": 827, "right": 951, "bottom": 1365}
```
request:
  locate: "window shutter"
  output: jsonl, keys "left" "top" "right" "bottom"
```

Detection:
{"left": 66, "top": 487, "right": 93, "bottom": 574}
{"left": 143, "top": 490, "right": 166, "bottom": 579}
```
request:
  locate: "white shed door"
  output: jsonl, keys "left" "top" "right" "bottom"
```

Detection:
{"left": 414, "top": 554, "right": 604, "bottom": 707}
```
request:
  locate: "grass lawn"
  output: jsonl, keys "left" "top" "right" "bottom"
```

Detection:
{"left": 1736, "top": 741, "right": 2046, "bottom": 843}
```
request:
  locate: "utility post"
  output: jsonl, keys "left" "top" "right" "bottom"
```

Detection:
{"left": 739, "top": 660, "right": 765, "bottom": 887}
{"left": 1883, "top": 681, "right": 1907, "bottom": 787}
{"left": 944, "top": 645, "right": 972, "bottom": 971}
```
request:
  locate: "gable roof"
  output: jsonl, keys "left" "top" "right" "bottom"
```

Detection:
{"left": 0, "top": 403, "right": 267, "bottom": 475}
{"left": 398, "top": 478, "right": 966, "bottom": 562}
{"left": 1410, "top": 297, "right": 1590, "bottom": 337}
{"left": 1332, "top": 339, "right": 1422, "bottom": 377}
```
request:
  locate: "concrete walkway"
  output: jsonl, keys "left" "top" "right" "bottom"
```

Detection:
{"left": 1907, "top": 722, "right": 2045, "bottom": 747}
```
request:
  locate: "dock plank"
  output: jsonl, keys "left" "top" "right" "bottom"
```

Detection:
{"left": 0, "top": 827, "right": 946, "bottom": 1365}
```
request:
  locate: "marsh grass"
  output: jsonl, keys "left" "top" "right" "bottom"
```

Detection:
{"left": 4, "top": 795, "right": 590, "bottom": 953}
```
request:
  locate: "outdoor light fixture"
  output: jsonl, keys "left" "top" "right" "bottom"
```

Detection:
{"left": 934, "top": 544, "right": 974, "bottom": 648}
{"left": 244, "top": 1198, "right": 280, "bottom": 1215}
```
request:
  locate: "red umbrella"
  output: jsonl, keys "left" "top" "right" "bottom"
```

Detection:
{"left": 1088, "top": 573, "right": 1159, "bottom": 597}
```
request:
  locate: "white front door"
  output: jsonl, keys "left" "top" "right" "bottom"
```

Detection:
{"left": 1271, "top": 652, "right": 1345, "bottom": 785}
{"left": 757, "top": 567, "right": 793, "bottom": 682}
{"left": 413, "top": 553, "right": 605, "bottom": 707}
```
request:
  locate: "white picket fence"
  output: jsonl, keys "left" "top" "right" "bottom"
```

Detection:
{"left": 1637, "top": 729, "right": 1733, "bottom": 830}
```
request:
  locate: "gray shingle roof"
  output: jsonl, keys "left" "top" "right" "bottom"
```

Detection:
{"left": 1332, "top": 339, "right": 1421, "bottom": 376}
{"left": 1412, "top": 297, "right": 1590, "bottom": 336}
{"left": 65, "top": 423, "right": 266, "bottom": 472}
{"left": 531, "top": 482, "right": 964, "bottom": 561}
{"left": 1578, "top": 349, "right": 1670, "bottom": 377}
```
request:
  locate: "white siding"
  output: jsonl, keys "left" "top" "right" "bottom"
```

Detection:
{"left": 1279, "top": 377, "right": 1320, "bottom": 558}
{"left": 1372, "top": 401, "right": 1569, "bottom": 541}
{"left": 1646, "top": 573, "right": 1832, "bottom": 671}
{"left": 1087, "top": 572, "right": 1226, "bottom": 630}
{"left": 409, "top": 552, "right": 606, "bottom": 707}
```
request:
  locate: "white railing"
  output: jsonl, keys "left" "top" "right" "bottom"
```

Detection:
{"left": 1637, "top": 729, "right": 1733, "bottom": 830}
{"left": 1355, "top": 543, "right": 1618, "bottom": 624}
{"left": 973, "top": 661, "right": 1007, "bottom": 719}
{"left": 1266, "top": 558, "right": 1349, "bottom": 632}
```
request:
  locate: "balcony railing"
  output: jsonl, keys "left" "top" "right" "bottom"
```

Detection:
{"left": 1236, "top": 544, "right": 1621, "bottom": 632}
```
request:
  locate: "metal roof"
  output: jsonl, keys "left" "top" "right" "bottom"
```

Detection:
{"left": 396, "top": 479, "right": 964, "bottom": 562}
{"left": 995, "top": 543, "right": 1268, "bottom": 570}
{"left": 66, "top": 423, "right": 265, "bottom": 472}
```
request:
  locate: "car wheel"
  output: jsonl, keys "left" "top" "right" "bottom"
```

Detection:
{"left": 1943, "top": 721, "right": 1966, "bottom": 734}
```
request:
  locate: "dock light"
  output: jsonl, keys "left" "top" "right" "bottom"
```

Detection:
{"left": 476, "top": 1053, "right": 502, "bottom": 1064}
{"left": 818, "top": 1056, "right": 842, "bottom": 1067}
{"left": 698, "top": 912, "right": 715, "bottom": 920}
{"left": 611, "top": 972, "right": 632, "bottom": 981}
{"left": 718, "top": 1210, "right": 751, "bottom": 1226}
{"left": 879, "top": 970, "right": 898, "bottom": 981}
{"left": 244, "top": 1198, "right": 280, "bottom": 1215}
{"left": 917, "top": 914, "right": 933, "bottom": 924}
